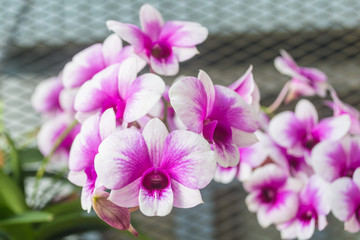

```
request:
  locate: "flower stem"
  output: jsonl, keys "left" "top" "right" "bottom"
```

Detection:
{"left": 266, "top": 82, "right": 290, "bottom": 114}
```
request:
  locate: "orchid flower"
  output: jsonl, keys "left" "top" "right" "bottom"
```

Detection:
{"left": 68, "top": 108, "right": 116, "bottom": 212}
{"left": 37, "top": 112, "right": 80, "bottom": 162}
{"left": 229, "top": 65, "right": 261, "bottom": 112}
{"left": 62, "top": 34, "right": 145, "bottom": 89}
{"left": 244, "top": 164, "right": 301, "bottom": 228}
{"left": 311, "top": 137, "right": 360, "bottom": 182}
{"left": 269, "top": 99, "right": 350, "bottom": 161}
{"left": 107, "top": 4, "right": 208, "bottom": 76}
{"left": 274, "top": 50, "right": 328, "bottom": 102}
{"left": 31, "top": 75, "right": 63, "bottom": 117}
{"left": 169, "top": 70, "right": 259, "bottom": 167}
{"left": 329, "top": 168, "right": 360, "bottom": 233}
{"left": 95, "top": 118, "right": 216, "bottom": 217}
{"left": 74, "top": 57, "right": 165, "bottom": 123}
{"left": 277, "top": 176, "right": 330, "bottom": 240}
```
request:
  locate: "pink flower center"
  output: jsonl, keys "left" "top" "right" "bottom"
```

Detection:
{"left": 142, "top": 168, "right": 170, "bottom": 190}
{"left": 151, "top": 42, "right": 172, "bottom": 59}
{"left": 298, "top": 207, "right": 317, "bottom": 223}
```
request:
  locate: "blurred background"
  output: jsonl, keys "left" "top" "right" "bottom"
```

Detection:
{"left": 1, "top": 0, "right": 360, "bottom": 239}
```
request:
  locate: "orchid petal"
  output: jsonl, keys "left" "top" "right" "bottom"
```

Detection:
{"left": 99, "top": 108, "right": 116, "bottom": 140}
{"left": 32, "top": 77, "right": 63, "bottom": 113}
{"left": 312, "top": 115, "right": 350, "bottom": 141}
{"left": 198, "top": 70, "right": 215, "bottom": 117}
{"left": 107, "top": 20, "right": 150, "bottom": 51}
{"left": 169, "top": 76, "right": 207, "bottom": 133}
{"left": 231, "top": 128, "right": 258, "bottom": 148}
{"left": 295, "top": 99, "right": 318, "bottom": 132}
{"left": 139, "top": 182, "right": 173, "bottom": 217}
{"left": 172, "top": 46, "right": 199, "bottom": 62}
{"left": 311, "top": 140, "right": 346, "bottom": 182}
{"left": 171, "top": 179, "right": 203, "bottom": 208}
{"left": 214, "top": 140, "right": 240, "bottom": 168}
{"left": 345, "top": 214, "right": 360, "bottom": 233}
{"left": 102, "top": 34, "right": 123, "bottom": 66}
{"left": 117, "top": 58, "right": 138, "bottom": 98}
{"left": 150, "top": 53, "right": 179, "bottom": 76}
{"left": 210, "top": 85, "right": 259, "bottom": 132}
{"left": 296, "top": 218, "right": 315, "bottom": 240}
{"left": 123, "top": 73, "right": 165, "bottom": 123}
{"left": 142, "top": 118, "right": 169, "bottom": 167}
{"left": 161, "top": 130, "right": 216, "bottom": 189}
{"left": 63, "top": 44, "right": 105, "bottom": 88}
{"left": 139, "top": 4, "right": 164, "bottom": 41}
{"left": 68, "top": 170, "right": 86, "bottom": 186}
{"left": 95, "top": 129, "right": 152, "bottom": 190}
{"left": 229, "top": 65, "right": 255, "bottom": 102}
{"left": 274, "top": 49, "right": 299, "bottom": 77}
{"left": 59, "top": 88, "right": 77, "bottom": 112}
{"left": 214, "top": 165, "right": 237, "bottom": 184}
{"left": 109, "top": 178, "right": 141, "bottom": 208}
{"left": 160, "top": 21, "right": 208, "bottom": 47}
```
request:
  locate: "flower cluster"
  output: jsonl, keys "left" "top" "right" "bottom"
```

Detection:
{"left": 32, "top": 4, "right": 360, "bottom": 239}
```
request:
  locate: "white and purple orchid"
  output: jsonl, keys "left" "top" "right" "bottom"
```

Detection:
{"left": 169, "top": 70, "right": 259, "bottom": 167}
{"left": 269, "top": 99, "right": 350, "bottom": 161}
{"left": 244, "top": 164, "right": 301, "bottom": 228}
{"left": 274, "top": 50, "right": 328, "bottom": 102}
{"left": 107, "top": 4, "right": 208, "bottom": 76}
{"left": 74, "top": 57, "right": 165, "bottom": 123}
{"left": 277, "top": 176, "right": 330, "bottom": 240}
{"left": 95, "top": 118, "right": 216, "bottom": 216}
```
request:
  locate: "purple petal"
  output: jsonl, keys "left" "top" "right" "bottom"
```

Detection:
{"left": 32, "top": 76, "right": 63, "bottom": 113}
{"left": 169, "top": 76, "right": 207, "bottom": 133}
{"left": 269, "top": 111, "right": 306, "bottom": 148}
{"left": 123, "top": 73, "right": 165, "bottom": 123}
{"left": 295, "top": 99, "right": 318, "bottom": 132}
{"left": 102, "top": 34, "right": 123, "bottom": 66}
{"left": 150, "top": 53, "right": 179, "bottom": 76}
{"left": 312, "top": 115, "right": 350, "bottom": 141}
{"left": 68, "top": 114, "right": 101, "bottom": 171}
{"left": 210, "top": 85, "right": 259, "bottom": 132}
{"left": 171, "top": 179, "right": 203, "bottom": 208}
{"left": 106, "top": 20, "right": 150, "bottom": 52}
{"left": 329, "top": 177, "right": 360, "bottom": 221}
{"left": 74, "top": 64, "right": 120, "bottom": 112}
{"left": 161, "top": 130, "right": 216, "bottom": 189}
{"left": 109, "top": 178, "right": 141, "bottom": 208}
{"left": 311, "top": 140, "right": 347, "bottom": 182}
{"left": 160, "top": 21, "right": 208, "bottom": 47}
{"left": 172, "top": 46, "right": 199, "bottom": 62}
{"left": 62, "top": 44, "right": 105, "bottom": 88}
{"left": 139, "top": 4, "right": 164, "bottom": 41}
{"left": 139, "top": 180, "right": 173, "bottom": 216}
{"left": 142, "top": 118, "right": 168, "bottom": 167}
{"left": 94, "top": 129, "right": 152, "bottom": 190}
{"left": 228, "top": 65, "right": 255, "bottom": 103}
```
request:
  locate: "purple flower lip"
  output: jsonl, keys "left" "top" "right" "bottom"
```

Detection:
{"left": 141, "top": 167, "right": 170, "bottom": 191}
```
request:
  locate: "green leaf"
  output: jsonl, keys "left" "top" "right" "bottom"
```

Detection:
{"left": 0, "top": 211, "right": 53, "bottom": 226}
{"left": 0, "top": 171, "right": 27, "bottom": 215}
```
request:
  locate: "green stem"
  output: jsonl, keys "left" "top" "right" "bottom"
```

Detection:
{"left": 31, "top": 119, "right": 78, "bottom": 205}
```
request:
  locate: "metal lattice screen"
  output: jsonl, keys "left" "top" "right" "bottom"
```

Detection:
{"left": 1, "top": 0, "right": 360, "bottom": 239}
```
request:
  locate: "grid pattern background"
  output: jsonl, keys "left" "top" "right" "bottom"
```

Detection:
{"left": 1, "top": 0, "right": 360, "bottom": 239}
